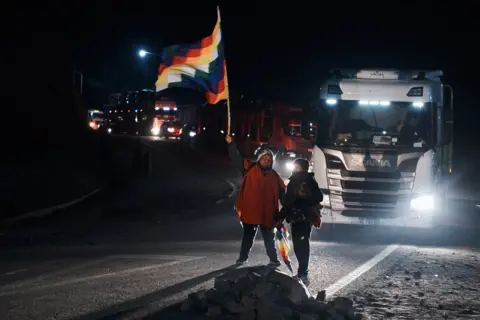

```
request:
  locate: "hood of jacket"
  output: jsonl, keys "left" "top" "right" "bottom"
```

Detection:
{"left": 289, "top": 171, "right": 314, "bottom": 182}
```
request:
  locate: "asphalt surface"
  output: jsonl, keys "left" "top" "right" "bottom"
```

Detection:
{"left": 1, "top": 137, "right": 479, "bottom": 320}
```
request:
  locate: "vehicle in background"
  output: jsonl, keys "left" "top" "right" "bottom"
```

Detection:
{"left": 269, "top": 105, "right": 314, "bottom": 155}
{"left": 180, "top": 124, "right": 198, "bottom": 142}
{"left": 150, "top": 104, "right": 178, "bottom": 136}
{"left": 106, "top": 106, "right": 147, "bottom": 135}
{"left": 256, "top": 105, "right": 315, "bottom": 177}
{"left": 273, "top": 150, "right": 299, "bottom": 178}
{"left": 88, "top": 109, "right": 105, "bottom": 131}
{"left": 159, "top": 120, "right": 183, "bottom": 139}
{"left": 312, "top": 69, "right": 454, "bottom": 225}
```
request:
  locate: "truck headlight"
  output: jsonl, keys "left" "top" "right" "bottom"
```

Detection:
{"left": 410, "top": 195, "right": 434, "bottom": 212}
{"left": 285, "top": 162, "right": 294, "bottom": 171}
{"left": 167, "top": 127, "right": 174, "bottom": 133}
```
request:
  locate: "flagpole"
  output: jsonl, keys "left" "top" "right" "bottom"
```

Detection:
{"left": 217, "top": 6, "right": 232, "bottom": 136}
{"left": 225, "top": 64, "right": 232, "bottom": 136}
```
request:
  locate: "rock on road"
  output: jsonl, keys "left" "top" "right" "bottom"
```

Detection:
{"left": 0, "top": 138, "right": 479, "bottom": 319}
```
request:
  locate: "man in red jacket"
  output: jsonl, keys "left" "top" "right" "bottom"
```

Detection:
{"left": 226, "top": 135, "right": 286, "bottom": 267}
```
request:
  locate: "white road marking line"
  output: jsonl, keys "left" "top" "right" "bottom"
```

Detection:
{"left": 46, "top": 257, "right": 112, "bottom": 277}
{"left": 0, "top": 256, "right": 205, "bottom": 297}
{"left": 1, "top": 269, "right": 28, "bottom": 276}
{"left": 0, "top": 257, "right": 112, "bottom": 291}
{"left": 1, "top": 188, "right": 102, "bottom": 224}
{"left": 137, "top": 240, "right": 340, "bottom": 250}
{"left": 0, "top": 255, "right": 198, "bottom": 291}
{"left": 324, "top": 244, "right": 399, "bottom": 298}
{"left": 0, "top": 258, "right": 63, "bottom": 281}
{"left": 112, "top": 254, "right": 201, "bottom": 260}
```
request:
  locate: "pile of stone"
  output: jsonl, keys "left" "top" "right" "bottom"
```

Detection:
{"left": 180, "top": 266, "right": 367, "bottom": 320}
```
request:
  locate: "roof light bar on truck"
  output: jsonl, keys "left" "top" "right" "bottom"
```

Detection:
{"left": 359, "top": 100, "right": 390, "bottom": 106}
{"left": 328, "top": 69, "right": 444, "bottom": 81}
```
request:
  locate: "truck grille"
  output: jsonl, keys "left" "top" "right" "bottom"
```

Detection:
{"left": 341, "top": 170, "right": 401, "bottom": 180}
{"left": 341, "top": 180, "right": 402, "bottom": 191}
{"left": 320, "top": 150, "right": 423, "bottom": 213}
{"left": 340, "top": 193, "right": 401, "bottom": 204}
{"left": 327, "top": 168, "right": 414, "bottom": 212}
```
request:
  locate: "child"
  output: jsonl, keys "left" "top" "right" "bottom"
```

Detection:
{"left": 282, "top": 158, "right": 323, "bottom": 285}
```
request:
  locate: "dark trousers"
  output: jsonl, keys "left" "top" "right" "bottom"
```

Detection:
{"left": 239, "top": 223, "right": 279, "bottom": 263}
{"left": 291, "top": 221, "right": 312, "bottom": 276}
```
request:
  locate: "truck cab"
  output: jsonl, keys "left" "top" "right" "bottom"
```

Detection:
{"left": 312, "top": 69, "right": 454, "bottom": 224}
{"left": 150, "top": 103, "right": 178, "bottom": 136}
{"left": 88, "top": 109, "right": 105, "bottom": 131}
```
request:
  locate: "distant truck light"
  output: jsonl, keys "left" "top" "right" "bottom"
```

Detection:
{"left": 285, "top": 161, "right": 294, "bottom": 171}
{"left": 89, "top": 121, "right": 100, "bottom": 130}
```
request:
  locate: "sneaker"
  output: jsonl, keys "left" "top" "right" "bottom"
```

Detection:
{"left": 295, "top": 274, "right": 310, "bottom": 286}
{"left": 267, "top": 260, "right": 281, "bottom": 268}
{"left": 236, "top": 258, "right": 248, "bottom": 266}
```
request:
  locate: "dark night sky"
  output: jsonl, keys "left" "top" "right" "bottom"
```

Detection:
{"left": 64, "top": 1, "right": 478, "bottom": 104}
{"left": 5, "top": 1, "right": 480, "bottom": 148}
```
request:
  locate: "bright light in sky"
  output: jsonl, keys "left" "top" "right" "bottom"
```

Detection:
{"left": 138, "top": 50, "right": 147, "bottom": 58}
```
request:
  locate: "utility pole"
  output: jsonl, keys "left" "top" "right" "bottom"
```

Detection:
{"left": 72, "top": 63, "right": 83, "bottom": 96}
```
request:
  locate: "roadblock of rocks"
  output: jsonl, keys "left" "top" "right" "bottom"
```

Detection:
{"left": 180, "top": 266, "right": 367, "bottom": 319}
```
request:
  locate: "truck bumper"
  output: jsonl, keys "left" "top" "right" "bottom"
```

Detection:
{"left": 320, "top": 193, "right": 439, "bottom": 227}
{"left": 322, "top": 193, "right": 437, "bottom": 216}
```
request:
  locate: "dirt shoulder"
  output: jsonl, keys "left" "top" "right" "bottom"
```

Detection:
{"left": 352, "top": 247, "right": 480, "bottom": 319}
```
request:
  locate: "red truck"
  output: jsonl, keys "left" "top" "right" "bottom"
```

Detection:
{"left": 150, "top": 101, "right": 178, "bottom": 136}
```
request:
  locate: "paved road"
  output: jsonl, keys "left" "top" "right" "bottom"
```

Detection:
{"left": 0, "top": 138, "right": 479, "bottom": 319}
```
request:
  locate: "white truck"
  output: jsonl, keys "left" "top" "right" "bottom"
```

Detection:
{"left": 312, "top": 69, "right": 454, "bottom": 224}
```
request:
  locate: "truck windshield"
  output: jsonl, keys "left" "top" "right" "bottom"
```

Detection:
{"left": 315, "top": 100, "right": 433, "bottom": 150}
{"left": 89, "top": 112, "right": 104, "bottom": 121}
{"left": 154, "top": 109, "right": 177, "bottom": 118}
{"left": 283, "top": 125, "right": 302, "bottom": 137}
